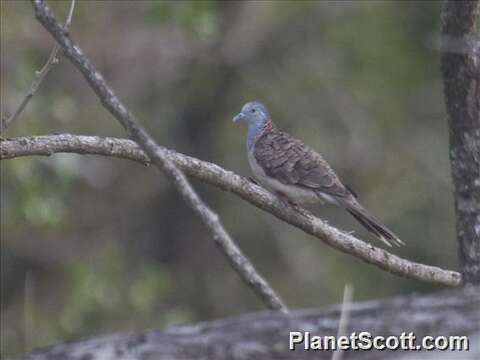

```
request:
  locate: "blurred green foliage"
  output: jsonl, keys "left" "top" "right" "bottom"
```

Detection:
{"left": 1, "top": 0, "right": 457, "bottom": 357}
{"left": 147, "top": 0, "right": 218, "bottom": 39}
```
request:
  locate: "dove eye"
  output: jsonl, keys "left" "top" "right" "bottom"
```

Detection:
{"left": 251, "top": 108, "right": 256, "bottom": 113}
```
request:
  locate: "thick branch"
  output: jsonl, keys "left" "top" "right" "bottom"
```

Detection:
{"left": 441, "top": 0, "right": 480, "bottom": 284}
{"left": 13, "top": 286, "right": 480, "bottom": 360}
{"left": 29, "top": 0, "right": 287, "bottom": 313}
{"left": 0, "top": 134, "right": 462, "bottom": 287}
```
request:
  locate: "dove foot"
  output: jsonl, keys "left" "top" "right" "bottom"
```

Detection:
{"left": 275, "top": 192, "right": 310, "bottom": 217}
{"left": 276, "top": 192, "right": 298, "bottom": 207}
{"left": 248, "top": 177, "right": 259, "bottom": 185}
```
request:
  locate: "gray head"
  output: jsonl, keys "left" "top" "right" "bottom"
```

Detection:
{"left": 233, "top": 101, "right": 273, "bottom": 150}
{"left": 232, "top": 101, "right": 270, "bottom": 126}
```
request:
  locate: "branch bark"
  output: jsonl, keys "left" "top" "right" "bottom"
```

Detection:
{"left": 12, "top": 286, "right": 480, "bottom": 360}
{"left": 441, "top": 0, "right": 480, "bottom": 284}
{"left": 0, "top": 134, "right": 462, "bottom": 287}
{"left": 28, "top": 0, "right": 287, "bottom": 314}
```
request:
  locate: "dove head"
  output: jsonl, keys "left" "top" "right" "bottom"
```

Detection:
{"left": 233, "top": 101, "right": 270, "bottom": 125}
{"left": 233, "top": 101, "right": 273, "bottom": 149}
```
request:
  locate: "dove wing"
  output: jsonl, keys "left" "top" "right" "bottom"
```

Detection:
{"left": 253, "top": 130, "right": 350, "bottom": 198}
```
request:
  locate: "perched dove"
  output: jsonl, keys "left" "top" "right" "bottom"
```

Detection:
{"left": 233, "top": 101, "right": 404, "bottom": 247}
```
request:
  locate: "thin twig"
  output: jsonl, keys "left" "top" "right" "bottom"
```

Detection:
{"left": 0, "top": 0, "right": 75, "bottom": 134}
{"left": 29, "top": 0, "right": 288, "bottom": 313}
{"left": 331, "top": 284, "right": 353, "bottom": 360}
{"left": 0, "top": 134, "right": 462, "bottom": 287}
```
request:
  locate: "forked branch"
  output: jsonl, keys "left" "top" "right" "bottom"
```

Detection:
{"left": 28, "top": 0, "right": 288, "bottom": 314}
{"left": 1, "top": 0, "right": 76, "bottom": 134}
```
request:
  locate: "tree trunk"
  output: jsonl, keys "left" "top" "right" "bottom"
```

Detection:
{"left": 440, "top": 0, "right": 480, "bottom": 284}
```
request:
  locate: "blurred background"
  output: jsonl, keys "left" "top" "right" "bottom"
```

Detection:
{"left": 1, "top": 0, "right": 458, "bottom": 357}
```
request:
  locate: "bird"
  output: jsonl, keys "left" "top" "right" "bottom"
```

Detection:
{"left": 233, "top": 101, "right": 404, "bottom": 247}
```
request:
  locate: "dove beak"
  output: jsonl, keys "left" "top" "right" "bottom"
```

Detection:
{"left": 233, "top": 112, "right": 245, "bottom": 123}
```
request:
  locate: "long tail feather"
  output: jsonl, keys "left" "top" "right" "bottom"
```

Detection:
{"left": 340, "top": 198, "right": 404, "bottom": 247}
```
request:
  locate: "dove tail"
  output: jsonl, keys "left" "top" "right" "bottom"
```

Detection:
{"left": 340, "top": 198, "right": 404, "bottom": 247}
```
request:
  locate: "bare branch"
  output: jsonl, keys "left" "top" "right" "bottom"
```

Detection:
{"left": 64, "top": 0, "right": 75, "bottom": 28}
{"left": 0, "top": 134, "right": 462, "bottom": 287}
{"left": 28, "top": 0, "right": 287, "bottom": 313}
{"left": 11, "top": 286, "right": 480, "bottom": 360}
{"left": 0, "top": 0, "right": 76, "bottom": 134}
